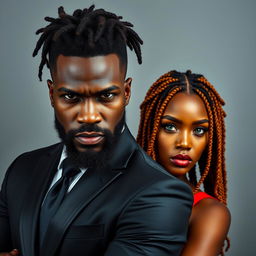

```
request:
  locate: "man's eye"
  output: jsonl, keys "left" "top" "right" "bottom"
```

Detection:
{"left": 162, "top": 123, "right": 177, "bottom": 132}
{"left": 99, "top": 93, "right": 115, "bottom": 101}
{"left": 64, "top": 94, "right": 76, "bottom": 99}
{"left": 62, "top": 94, "right": 79, "bottom": 102}
{"left": 193, "top": 127, "right": 208, "bottom": 136}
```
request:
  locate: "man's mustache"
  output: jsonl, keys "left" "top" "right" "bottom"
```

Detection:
{"left": 68, "top": 124, "right": 108, "bottom": 136}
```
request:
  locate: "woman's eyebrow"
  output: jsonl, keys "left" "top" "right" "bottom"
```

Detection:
{"left": 161, "top": 116, "right": 209, "bottom": 125}
{"left": 161, "top": 115, "right": 181, "bottom": 123}
{"left": 193, "top": 119, "right": 209, "bottom": 125}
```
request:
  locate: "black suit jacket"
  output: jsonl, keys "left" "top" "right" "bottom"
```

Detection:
{"left": 0, "top": 126, "right": 193, "bottom": 256}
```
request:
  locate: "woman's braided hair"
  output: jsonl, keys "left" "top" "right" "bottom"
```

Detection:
{"left": 137, "top": 70, "right": 229, "bottom": 254}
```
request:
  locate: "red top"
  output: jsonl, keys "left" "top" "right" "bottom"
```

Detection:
{"left": 193, "top": 192, "right": 216, "bottom": 207}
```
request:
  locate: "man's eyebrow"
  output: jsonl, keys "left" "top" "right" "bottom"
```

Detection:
{"left": 57, "top": 85, "right": 120, "bottom": 96}
{"left": 98, "top": 85, "right": 120, "bottom": 94}
{"left": 161, "top": 115, "right": 181, "bottom": 123}
{"left": 57, "top": 87, "right": 82, "bottom": 96}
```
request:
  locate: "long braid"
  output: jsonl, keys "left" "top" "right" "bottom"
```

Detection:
{"left": 148, "top": 87, "right": 181, "bottom": 159}
{"left": 193, "top": 75, "right": 229, "bottom": 254}
{"left": 137, "top": 70, "right": 229, "bottom": 255}
{"left": 195, "top": 80, "right": 227, "bottom": 205}
{"left": 197, "top": 76, "right": 227, "bottom": 203}
{"left": 137, "top": 73, "right": 179, "bottom": 150}
{"left": 211, "top": 92, "right": 225, "bottom": 202}
{"left": 194, "top": 89, "right": 214, "bottom": 192}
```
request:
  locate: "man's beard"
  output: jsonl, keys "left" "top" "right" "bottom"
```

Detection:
{"left": 54, "top": 114, "right": 125, "bottom": 169}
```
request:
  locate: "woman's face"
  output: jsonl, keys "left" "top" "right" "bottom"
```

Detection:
{"left": 156, "top": 92, "right": 209, "bottom": 179}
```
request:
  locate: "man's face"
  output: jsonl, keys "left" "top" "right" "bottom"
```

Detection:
{"left": 48, "top": 54, "right": 131, "bottom": 166}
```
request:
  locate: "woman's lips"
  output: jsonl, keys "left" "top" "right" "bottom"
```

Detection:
{"left": 75, "top": 132, "right": 104, "bottom": 146}
{"left": 170, "top": 154, "right": 192, "bottom": 168}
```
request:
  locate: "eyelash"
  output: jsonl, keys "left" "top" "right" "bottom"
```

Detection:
{"left": 162, "top": 123, "right": 177, "bottom": 132}
{"left": 98, "top": 92, "right": 116, "bottom": 102}
{"left": 161, "top": 123, "right": 208, "bottom": 136}
{"left": 60, "top": 92, "right": 117, "bottom": 103}
{"left": 193, "top": 127, "right": 208, "bottom": 137}
{"left": 61, "top": 94, "right": 80, "bottom": 103}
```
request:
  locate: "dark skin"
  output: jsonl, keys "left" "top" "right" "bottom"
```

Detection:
{"left": 0, "top": 250, "right": 19, "bottom": 256}
{"left": 157, "top": 92, "right": 231, "bottom": 256}
{"left": 1, "top": 53, "right": 132, "bottom": 255}
{"left": 48, "top": 53, "right": 131, "bottom": 153}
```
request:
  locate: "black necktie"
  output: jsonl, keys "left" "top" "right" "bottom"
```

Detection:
{"left": 39, "top": 158, "right": 80, "bottom": 245}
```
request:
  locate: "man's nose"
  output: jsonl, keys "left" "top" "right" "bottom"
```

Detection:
{"left": 175, "top": 130, "right": 192, "bottom": 150}
{"left": 77, "top": 99, "right": 102, "bottom": 124}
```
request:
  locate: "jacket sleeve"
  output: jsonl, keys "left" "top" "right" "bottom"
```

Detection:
{"left": 104, "top": 178, "right": 193, "bottom": 256}
{"left": 0, "top": 163, "right": 13, "bottom": 251}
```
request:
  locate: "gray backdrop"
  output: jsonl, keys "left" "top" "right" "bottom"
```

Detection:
{"left": 1, "top": 0, "right": 255, "bottom": 254}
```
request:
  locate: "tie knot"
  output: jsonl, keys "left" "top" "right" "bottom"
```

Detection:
{"left": 61, "top": 158, "right": 80, "bottom": 178}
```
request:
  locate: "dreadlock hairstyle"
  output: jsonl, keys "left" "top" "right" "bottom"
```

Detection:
{"left": 33, "top": 5, "right": 143, "bottom": 81}
{"left": 137, "top": 70, "right": 229, "bottom": 254}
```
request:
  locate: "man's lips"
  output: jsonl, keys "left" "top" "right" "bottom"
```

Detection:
{"left": 75, "top": 132, "right": 104, "bottom": 146}
{"left": 170, "top": 154, "right": 192, "bottom": 168}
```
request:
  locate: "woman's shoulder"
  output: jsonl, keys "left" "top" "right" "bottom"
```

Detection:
{"left": 193, "top": 191, "right": 215, "bottom": 206}
{"left": 190, "top": 192, "right": 231, "bottom": 241}
{"left": 192, "top": 192, "right": 230, "bottom": 224}
{"left": 183, "top": 193, "right": 231, "bottom": 255}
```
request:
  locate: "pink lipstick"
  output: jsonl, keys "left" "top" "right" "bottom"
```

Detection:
{"left": 171, "top": 154, "right": 192, "bottom": 168}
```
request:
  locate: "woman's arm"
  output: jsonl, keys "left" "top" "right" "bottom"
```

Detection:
{"left": 181, "top": 199, "right": 231, "bottom": 256}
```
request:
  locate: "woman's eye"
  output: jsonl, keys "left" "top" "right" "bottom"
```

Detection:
{"left": 194, "top": 127, "right": 208, "bottom": 136}
{"left": 163, "top": 123, "right": 177, "bottom": 132}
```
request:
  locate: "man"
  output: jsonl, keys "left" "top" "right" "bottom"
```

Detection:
{"left": 0, "top": 5, "right": 192, "bottom": 256}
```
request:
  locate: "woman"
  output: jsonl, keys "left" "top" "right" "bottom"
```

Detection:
{"left": 137, "top": 70, "right": 231, "bottom": 256}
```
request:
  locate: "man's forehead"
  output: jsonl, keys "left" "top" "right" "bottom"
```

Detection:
{"left": 53, "top": 53, "right": 124, "bottom": 83}
{"left": 56, "top": 54, "right": 120, "bottom": 70}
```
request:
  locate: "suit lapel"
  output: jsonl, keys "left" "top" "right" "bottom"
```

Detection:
{"left": 40, "top": 126, "right": 138, "bottom": 256}
{"left": 19, "top": 144, "right": 63, "bottom": 256}
{"left": 40, "top": 167, "right": 123, "bottom": 256}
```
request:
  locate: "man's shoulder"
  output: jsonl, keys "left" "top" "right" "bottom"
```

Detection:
{"left": 2, "top": 143, "right": 62, "bottom": 188}
{"left": 10, "top": 143, "right": 62, "bottom": 167}
{"left": 127, "top": 143, "right": 191, "bottom": 193}
{"left": 22, "top": 142, "right": 62, "bottom": 155}
{"left": 118, "top": 144, "right": 193, "bottom": 219}
{"left": 130, "top": 145, "right": 174, "bottom": 178}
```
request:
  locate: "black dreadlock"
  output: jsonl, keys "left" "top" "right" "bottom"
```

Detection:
{"left": 33, "top": 5, "right": 143, "bottom": 81}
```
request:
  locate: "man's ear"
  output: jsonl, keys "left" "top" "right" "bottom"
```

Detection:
{"left": 124, "top": 77, "right": 132, "bottom": 106}
{"left": 47, "top": 79, "right": 54, "bottom": 107}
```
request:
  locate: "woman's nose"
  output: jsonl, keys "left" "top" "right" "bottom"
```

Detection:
{"left": 175, "top": 130, "right": 192, "bottom": 150}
